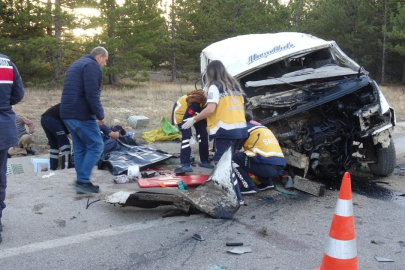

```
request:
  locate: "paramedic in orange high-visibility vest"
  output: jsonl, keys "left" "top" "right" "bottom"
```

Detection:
{"left": 181, "top": 60, "right": 248, "bottom": 163}
{"left": 233, "top": 111, "right": 286, "bottom": 195}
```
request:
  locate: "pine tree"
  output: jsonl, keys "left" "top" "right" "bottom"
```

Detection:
{"left": 387, "top": 2, "right": 405, "bottom": 83}
{"left": 167, "top": 0, "right": 292, "bottom": 79}
{"left": 85, "top": 0, "right": 166, "bottom": 84}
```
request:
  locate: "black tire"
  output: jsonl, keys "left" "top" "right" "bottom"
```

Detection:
{"left": 368, "top": 138, "right": 396, "bottom": 176}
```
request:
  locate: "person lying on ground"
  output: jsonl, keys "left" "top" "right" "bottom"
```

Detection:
{"left": 232, "top": 111, "right": 286, "bottom": 195}
{"left": 41, "top": 103, "right": 72, "bottom": 170}
{"left": 181, "top": 60, "right": 248, "bottom": 164}
{"left": 8, "top": 114, "right": 39, "bottom": 156}
{"left": 172, "top": 89, "right": 214, "bottom": 173}
{"left": 100, "top": 124, "right": 127, "bottom": 154}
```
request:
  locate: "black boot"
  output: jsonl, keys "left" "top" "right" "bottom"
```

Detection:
{"left": 0, "top": 232, "right": 2, "bottom": 243}
{"left": 67, "top": 154, "right": 75, "bottom": 169}
{"left": 74, "top": 182, "right": 100, "bottom": 194}
{"left": 0, "top": 219, "right": 2, "bottom": 232}
{"left": 27, "top": 146, "right": 39, "bottom": 155}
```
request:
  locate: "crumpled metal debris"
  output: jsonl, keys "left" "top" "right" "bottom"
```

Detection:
{"left": 105, "top": 147, "right": 240, "bottom": 218}
{"left": 228, "top": 246, "right": 252, "bottom": 254}
{"left": 393, "top": 167, "right": 405, "bottom": 176}
{"left": 192, "top": 234, "right": 205, "bottom": 241}
{"left": 375, "top": 257, "right": 394, "bottom": 262}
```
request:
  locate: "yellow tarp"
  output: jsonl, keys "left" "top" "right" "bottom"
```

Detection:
{"left": 142, "top": 118, "right": 182, "bottom": 143}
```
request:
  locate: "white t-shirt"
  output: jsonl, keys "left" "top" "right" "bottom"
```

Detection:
{"left": 206, "top": 84, "right": 220, "bottom": 104}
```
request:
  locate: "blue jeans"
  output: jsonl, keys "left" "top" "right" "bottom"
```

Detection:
{"left": 63, "top": 119, "right": 103, "bottom": 184}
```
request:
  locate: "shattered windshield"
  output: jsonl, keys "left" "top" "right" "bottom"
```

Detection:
{"left": 241, "top": 48, "right": 356, "bottom": 87}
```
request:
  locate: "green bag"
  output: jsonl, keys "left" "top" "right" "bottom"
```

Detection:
{"left": 161, "top": 117, "right": 179, "bottom": 135}
{"left": 142, "top": 117, "right": 181, "bottom": 143}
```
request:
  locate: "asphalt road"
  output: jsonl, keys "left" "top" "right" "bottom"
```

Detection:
{"left": 1, "top": 132, "right": 405, "bottom": 270}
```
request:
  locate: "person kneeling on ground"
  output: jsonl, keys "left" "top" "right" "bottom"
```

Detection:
{"left": 8, "top": 114, "right": 39, "bottom": 156}
{"left": 172, "top": 89, "right": 214, "bottom": 173}
{"left": 233, "top": 111, "right": 286, "bottom": 195}
{"left": 41, "top": 103, "right": 72, "bottom": 170}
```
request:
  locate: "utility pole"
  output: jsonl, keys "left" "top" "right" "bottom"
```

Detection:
{"left": 171, "top": 0, "right": 176, "bottom": 81}
{"left": 381, "top": 0, "right": 387, "bottom": 83}
{"left": 294, "top": 0, "right": 299, "bottom": 27}
{"left": 54, "top": 0, "right": 62, "bottom": 83}
{"left": 107, "top": 0, "right": 116, "bottom": 85}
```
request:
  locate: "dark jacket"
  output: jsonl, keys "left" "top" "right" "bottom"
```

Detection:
{"left": 42, "top": 103, "right": 70, "bottom": 135}
{"left": 60, "top": 54, "right": 104, "bottom": 121}
{"left": 0, "top": 54, "right": 24, "bottom": 150}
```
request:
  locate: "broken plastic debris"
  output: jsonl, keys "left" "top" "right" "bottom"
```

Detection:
{"left": 127, "top": 165, "right": 140, "bottom": 180}
{"left": 192, "top": 234, "right": 205, "bottom": 241}
{"left": 114, "top": 175, "right": 130, "bottom": 184}
{"left": 375, "top": 257, "right": 394, "bottom": 262}
{"left": 141, "top": 171, "right": 157, "bottom": 178}
{"left": 227, "top": 246, "right": 252, "bottom": 254}
{"left": 177, "top": 181, "right": 188, "bottom": 192}
{"left": 105, "top": 147, "right": 241, "bottom": 218}
{"left": 226, "top": 242, "right": 243, "bottom": 246}
{"left": 42, "top": 172, "right": 55, "bottom": 179}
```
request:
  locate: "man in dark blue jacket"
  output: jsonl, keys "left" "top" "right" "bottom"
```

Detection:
{"left": 0, "top": 54, "right": 24, "bottom": 243}
{"left": 61, "top": 47, "right": 108, "bottom": 194}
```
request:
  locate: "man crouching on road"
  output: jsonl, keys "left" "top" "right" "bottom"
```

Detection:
{"left": 61, "top": 46, "right": 108, "bottom": 194}
{"left": 233, "top": 111, "right": 286, "bottom": 195}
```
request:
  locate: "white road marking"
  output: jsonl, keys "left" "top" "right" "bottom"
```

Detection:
{"left": 0, "top": 217, "right": 194, "bottom": 260}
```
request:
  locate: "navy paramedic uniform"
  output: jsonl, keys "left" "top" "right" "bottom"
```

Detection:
{"left": 41, "top": 103, "right": 71, "bottom": 170}
{"left": 233, "top": 120, "right": 286, "bottom": 189}
{"left": 0, "top": 54, "right": 24, "bottom": 219}
{"left": 173, "top": 95, "right": 209, "bottom": 165}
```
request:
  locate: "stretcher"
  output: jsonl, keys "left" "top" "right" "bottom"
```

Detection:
{"left": 138, "top": 174, "right": 209, "bottom": 188}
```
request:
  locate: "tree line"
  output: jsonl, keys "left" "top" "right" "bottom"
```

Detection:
{"left": 0, "top": 0, "right": 404, "bottom": 86}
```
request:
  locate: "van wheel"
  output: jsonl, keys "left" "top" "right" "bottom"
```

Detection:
{"left": 367, "top": 138, "right": 396, "bottom": 176}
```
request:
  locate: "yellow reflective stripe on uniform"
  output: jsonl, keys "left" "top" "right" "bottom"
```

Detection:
{"left": 207, "top": 93, "right": 246, "bottom": 136}
{"left": 246, "top": 148, "right": 285, "bottom": 157}
{"left": 208, "top": 121, "right": 247, "bottom": 135}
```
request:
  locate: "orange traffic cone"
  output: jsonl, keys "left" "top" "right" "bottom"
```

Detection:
{"left": 313, "top": 172, "right": 358, "bottom": 270}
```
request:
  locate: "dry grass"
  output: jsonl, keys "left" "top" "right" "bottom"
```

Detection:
{"left": 14, "top": 82, "right": 405, "bottom": 154}
{"left": 380, "top": 85, "right": 405, "bottom": 121}
{"left": 13, "top": 81, "right": 196, "bottom": 153}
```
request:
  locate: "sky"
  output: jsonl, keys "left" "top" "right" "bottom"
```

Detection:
{"left": 72, "top": 0, "right": 289, "bottom": 37}
{"left": 73, "top": 0, "right": 169, "bottom": 37}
